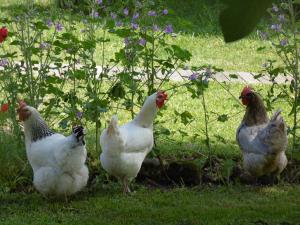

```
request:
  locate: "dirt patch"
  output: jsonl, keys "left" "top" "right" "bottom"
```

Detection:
{"left": 136, "top": 155, "right": 300, "bottom": 187}
{"left": 4, "top": 154, "right": 300, "bottom": 193}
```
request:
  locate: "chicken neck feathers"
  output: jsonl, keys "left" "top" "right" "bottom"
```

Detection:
{"left": 25, "top": 116, "right": 55, "bottom": 143}
{"left": 242, "top": 93, "right": 268, "bottom": 126}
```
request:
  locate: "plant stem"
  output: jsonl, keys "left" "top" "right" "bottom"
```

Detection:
{"left": 201, "top": 89, "right": 212, "bottom": 167}
{"left": 289, "top": 0, "right": 299, "bottom": 151}
{"left": 202, "top": 95, "right": 211, "bottom": 150}
{"left": 149, "top": 30, "right": 155, "bottom": 95}
{"left": 96, "top": 120, "right": 100, "bottom": 153}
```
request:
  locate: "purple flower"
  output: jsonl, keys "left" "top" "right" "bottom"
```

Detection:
{"left": 39, "top": 42, "right": 50, "bottom": 50}
{"left": 148, "top": 10, "right": 156, "bottom": 16}
{"left": 278, "top": 14, "right": 285, "bottom": 22}
{"left": 164, "top": 24, "right": 173, "bottom": 34}
{"left": 153, "top": 24, "right": 159, "bottom": 32}
{"left": 0, "top": 58, "right": 8, "bottom": 67}
{"left": 280, "top": 39, "right": 288, "bottom": 46}
{"left": 257, "top": 30, "right": 268, "bottom": 40}
{"left": 124, "top": 37, "right": 130, "bottom": 46}
{"left": 55, "top": 22, "right": 63, "bottom": 32}
{"left": 133, "top": 12, "right": 139, "bottom": 20}
{"left": 189, "top": 73, "right": 198, "bottom": 81}
{"left": 76, "top": 111, "right": 83, "bottom": 119}
{"left": 162, "top": 9, "right": 168, "bottom": 15}
{"left": 46, "top": 19, "right": 53, "bottom": 28}
{"left": 124, "top": 8, "right": 129, "bottom": 16}
{"left": 96, "top": 0, "right": 102, "bottom": 5}
{"left": 205, "top": 67, "right": 212, "bottom": 78}
{"left": 131, "top": 23, "right": 139, "bottom": 30}
{"left": 270, "top": 23, "right": 281, "bottom": 32}
{"left": 111, "top": 12, "right": 117, "bottom": 20}
{"left": 93, "top": 11, "right": 99, "bottom": 18}
{"left": 115, "top": 21, "right": 123, "bottom": 27}
{"left": 138, "top": 38, "right": 146, "bottom": 46}
{"left": 271, "top": 4, "right": 279, "bottom": 13}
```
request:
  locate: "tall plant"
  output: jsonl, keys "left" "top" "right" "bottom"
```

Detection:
{"left": 258, "top": 0, "right": 300, "bottom": 151}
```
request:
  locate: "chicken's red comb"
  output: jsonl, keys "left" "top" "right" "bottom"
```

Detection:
{"left": 158, "top": 90, "right": 168, "bottom": 100}
{"left": 241, "top": 86, "right": 253, "bottom": 96}
{"left": 18, "top": 101, "right": 27, "bottom": 109}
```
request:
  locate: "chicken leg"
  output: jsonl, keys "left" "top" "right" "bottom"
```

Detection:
{"left": 122, "top": 177, "right": 131, "bottom": 194}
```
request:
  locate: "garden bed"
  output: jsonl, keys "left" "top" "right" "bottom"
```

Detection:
{"left": 136, "top": 155, "right": 300, "bottom": 187}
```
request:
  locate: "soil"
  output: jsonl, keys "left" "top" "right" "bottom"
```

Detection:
{"left": 6, "top": 154, "right": 300, "bottom": 193}
{"left": 136, "top": 155, "right": 300, "bottom": 187}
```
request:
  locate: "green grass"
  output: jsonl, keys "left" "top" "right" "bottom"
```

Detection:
{"left": 1, "top": 185, "right": 300, "bottom": 225}
{"left": 0, "top": 2, "right": 299, "bottom": 223}
{"left": 81, "top": 82, "right": 292, "bottom": 158}
{"left": 0, "top": 0, "right": 277, "bottom": 72}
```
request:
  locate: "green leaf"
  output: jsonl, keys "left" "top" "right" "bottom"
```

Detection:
{"left": 34, "top": 21, "right": 49, "bottom": 30}
{"left": 219, "top": 0, "right": 275, "bottom": 42}
{"left": 229, "top": 74, "right": 238, "bottom": 79}
{"left": 59, "top": 119, "right": 69, "bottom": 129}
{"left": 10, "top": 40, "right": 21, "bottom": 46}
{"left": 81, "top": 40, "right": 96, "bottom": 50}
{"left": 109, "top": 82, "right": 126, "bottom": 100}
{"left": 170, "top": 45, "right": 192, "bottom": 62}
{"left": 217, "top": 114, "right": 229, "bottom": 122}
{"left": 74, "top": 70, "right": 86, "bottom": 80}
{"left": 180, "top": 110, "right": 194, "bottom": 125}
{"left": 257, "top": 46, "right": 266, "bottom": 51}
{"left": 158, "top": 127, "right": 171, "bottom": 136}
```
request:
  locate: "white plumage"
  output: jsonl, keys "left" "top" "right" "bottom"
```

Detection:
{"left": 19, "top": 103, "right": 88, "bottom": 196}
{"left": 100, "top": 91, "right": 167, "bottom": 193}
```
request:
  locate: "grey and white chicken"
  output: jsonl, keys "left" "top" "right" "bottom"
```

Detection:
{"left": 236, "top": 86, "right": 288, "bottom": 177}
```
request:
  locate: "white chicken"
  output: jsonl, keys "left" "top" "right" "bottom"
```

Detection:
{"left": 236, "top": 86, "right": 288, "bottom": 178}
{"left": 100, "top": 91, "right": 168, "bottom": 193}
{"left": 18, "top": 102, "right": 89, "bottom": 196}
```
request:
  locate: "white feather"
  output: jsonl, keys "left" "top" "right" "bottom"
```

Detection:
{"left": 100, "top": 93, "right": 157, "bottom": 182}
{"left": 24, "top": 106, "right": 89, "bottom": 196}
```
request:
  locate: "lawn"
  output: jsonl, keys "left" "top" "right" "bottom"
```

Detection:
{"left": 1, "top": 1, "right": 299, "bottom": 225}
{"left": 0, "top": 0, "right": 277, "bottom": 72}
{"left": 1, "top": 185, "right": 300, "bottom": 225}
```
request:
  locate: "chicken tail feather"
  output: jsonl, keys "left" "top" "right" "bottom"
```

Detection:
{"left": 270, "top": 109, "right": 286, "bottom": 132}
{"left": 72, "top": 125, "right": 86, "bottom": 145}
{"left": 270, "top": 109, "right": 282, "bottom": 122}
{"left": 107, "top": 115, "right": 118, "bottom": 136}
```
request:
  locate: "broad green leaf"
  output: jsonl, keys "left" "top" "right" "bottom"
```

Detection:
{"left": 219, "top": 0, "right": 274, "bottom": 42}
{"left": 218, "top": 114, "right": 229, "bottom": 122}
